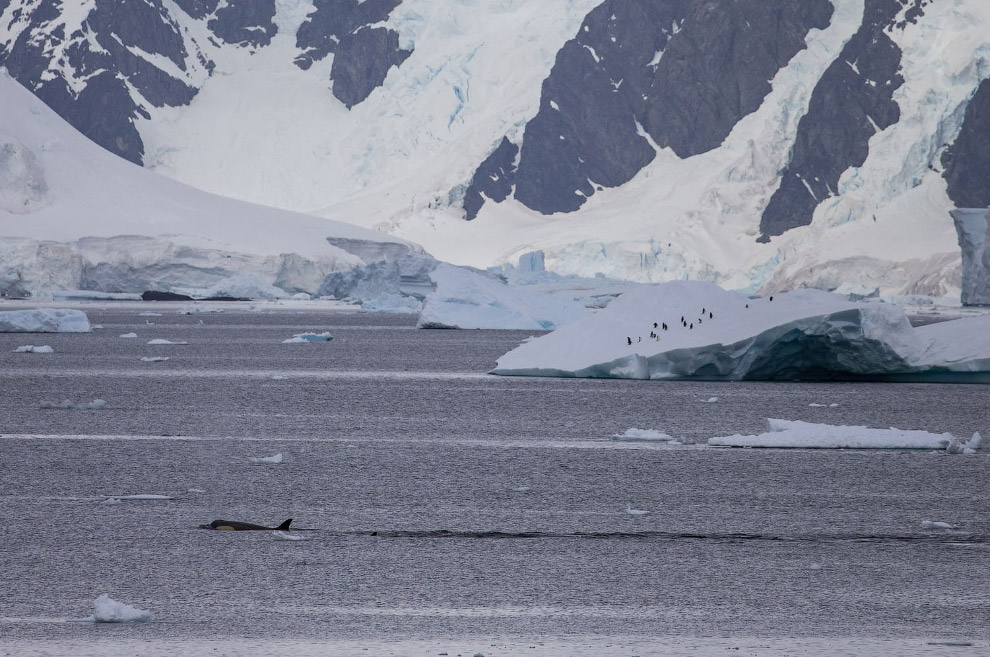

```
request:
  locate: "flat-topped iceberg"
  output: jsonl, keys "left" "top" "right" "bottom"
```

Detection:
{"left": 492, "top": 281, "right": 990, "bottom": 382}
{"left": 0, "top": 308, "right": 91, "bottom": 332}
{"left": 710, "top": 419, "right": 981, "bottom": 451}
{"left": 418, "top": 263, "right": 591, "bottom": 330}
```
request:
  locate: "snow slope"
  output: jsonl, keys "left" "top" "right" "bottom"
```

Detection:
{"left": 0, "top": 69, "right": 410, "bottom": 297}
{"left": 491, "top": 281, "right": 990, "bottom": 381}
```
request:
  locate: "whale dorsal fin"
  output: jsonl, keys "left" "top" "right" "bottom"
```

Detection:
{"left": 276, "top": 518, "right": 292, "bottom": 531}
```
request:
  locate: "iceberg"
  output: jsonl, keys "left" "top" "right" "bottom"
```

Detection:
{"left": 709, "top": 419, "right": 981, "bottom": 451}
{"left": 0, "top": 308, "right": 91, "bottom": 332}
{"left": 492, "top": 281, "right": 990, "bottom": 382}
{"left": 71, "top": 594, "right": 152, "bottom": 623}
{"left": 418, "top": 263, "right": 591, "bottom": 330}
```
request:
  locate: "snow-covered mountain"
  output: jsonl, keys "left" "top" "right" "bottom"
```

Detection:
{"left": 2, "top": 0, "right": 989, "bottom": 298}
{"left": 0, "top": 68, "right": 413, "bottom": 297}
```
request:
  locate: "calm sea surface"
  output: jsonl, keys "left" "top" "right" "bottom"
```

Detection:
{"left": 0, "top": 303, "right": 987, "bottom": 656}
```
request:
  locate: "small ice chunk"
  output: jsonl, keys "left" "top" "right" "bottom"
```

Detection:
{"left": 700, "top": 397, "right": 718, "bottom": 403}
{"left": 921, "top": 520, "right": 957, "bottom": 530}
{"left": 187, "top": 488, "right": 206, "bottom": 494}
{"left": 512, "top": 486, "right": 532, "bottom": 492}
{"left": 13, "top": 345, "right": 53, "bottom": 353}
{"left": 710, "top": 419, "right": 957, "bottom": 450}
{"left": 611, "top": 428, "right": 675, "bottom": 442}
{"left": 138, "top": 312, "right": 162, "bottom": 317}
{"left": 147, "top": 339, "right": 188, "bottom": 345}
{"left": 73, "top": 594, "right": 152, "bottom": 623}
{"left": 140, "top": 356, "right": 169, "bottom": 362}
{"left": 625, "top": 506, "right": 649, "bottom": 516}
{"left": 106, "top": 494, "right": 172, "bottom": 501}
{"left": 283, "top": 332, "right": 333, "bottom": 343}
{"left": 100, "top": 498, "right": 122, "bottom": 505}
{"left": 119, "top": 333, "right": 138, "bottom": 338}
{"left": 40, "top": 399, "right": 107, "bottom": 410}
{"left": 249, "top": 453, "right": 283, "bottom": 464}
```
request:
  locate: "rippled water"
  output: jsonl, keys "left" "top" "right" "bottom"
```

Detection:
{"left": 1, "top": 304, "right": 988, "bottom": 656}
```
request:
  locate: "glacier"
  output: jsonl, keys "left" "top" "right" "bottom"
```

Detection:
{"left": 491, "top": 281, "right": 990, "bottom": 382}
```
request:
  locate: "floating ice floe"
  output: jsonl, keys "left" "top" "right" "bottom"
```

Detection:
{"left": 40, "top": 399, "right": 107, "bottom": 410}
{"left": 709, "top": 419, "right": 982, "bottom": 452}
{"left": 418, "top": 263, "right": 591, "bottom": 330}
{"left": 492, "top": 281, "right": 990, "bottom": 382}
{"left": 139, "top": 356, "right": 169, "bottom": 362}
{"left": 921, "top": 520, "right": 959, "bottom": 530}
{"left": 100, "top": 498, "right": 122, "bottom": 505}
{"left": 625, "top": 506, "right": 650, "bottom": 516}
{"left": 187, "top": 488, "right": 206, "bottom": 494}
{"left": 103, "top": 494, "right": 172, "bottom": 502}
{"left": 0, "top": 308, "right": 91, "bottom": 333}
{"left": 611, "top": 428, "right": 676, "bottom": 442}
{"left": 13, "top": 345, "right": 53, "bottom": 353}
{"left": 138, "top": 312, "right": 162, "bottom": 317}
{"left": 147, "top": 339, "right": 188, "bottom": 345}
{"left": 700, "top": 397, "right": 719, "bottom": 403}
{"left": 249, "top": 453, "right": 283, "bottom": 464}
{"left": 809, "top": 403, "right": 840, "bottom": 408}
{"left": 282, "top": 332, "right": 332, "bottom": 343}
{"left": 119, "top": 332, "right": 138, "bottom": 338}
{"left": 273, "top": 530, "right": 310, "bottom": 541}
{"left": 70, "top": 594, "right": 151, "bottom": 623}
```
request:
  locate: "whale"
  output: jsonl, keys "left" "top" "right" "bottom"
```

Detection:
{"left": 202, "top": 518, "right": 292, "bottom": 531}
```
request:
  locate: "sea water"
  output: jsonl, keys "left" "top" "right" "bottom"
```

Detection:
{"left": 0, "top": 304, "right": 987, "bottom": 656}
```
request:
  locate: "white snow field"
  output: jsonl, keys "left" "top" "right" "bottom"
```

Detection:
{"left": 69, "top": 595, "right": 152, "bottom": 623}
{"left": 491, "top": 281, "right": 990, "bottom": 381}
{"left": 0, "top": 308, "right": 90, "bottom": 332}
{"left": 418, "top": 263, "right": 591, "bottom": 330}
{"left": 710, "top": 419, "right": 982, "bottom": 451}
{"left": 0, "top": 70, "right": 411, "bottom": 298}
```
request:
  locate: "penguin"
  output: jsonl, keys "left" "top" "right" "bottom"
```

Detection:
{"left": 769, "top": 296, "right": 774, "bottom": 302}
{"left": 662, "top": 323, "right": 667, "bottom": 331}
{"left": 680, "top": 316, "right": 684, "bottom": 323}
{"left": 627, "top": 337, "right": 632, "bottom": 345}
{"left": 702, "top": 307, "right": 706, "bottom": 314}
{"left": 709, "top": 312, "right": 713, "bottom": 319}
{"left": 745, "top": 303, "right": 749, "bottom": 308}
{"left": 689, "top": 323, "right": 693, "bottom": 329}
{"left": 638, "top": 336, "right": 642, "bottom": 342}
{"left": 653, "top": 322, "right": 658, "bottom": 329}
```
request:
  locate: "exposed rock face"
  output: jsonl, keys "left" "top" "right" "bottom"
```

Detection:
{"left": 470, "top": 0, "right": 832, "bottom": 216}
{"left": 463, "top": 137, "right": 519, "bottom": 220}
{"left": 0, "top": 0, "right": 411, "bottom": 165}
{"left": 294, "top": 0, "right": 411, "bottom": 108}
{"left": 942, "top": 79, "right": 990, "bottom": 209}
{"left": 0, "top": 0, "right": 203, "bottom": 164}
{"left": 759, "top": 0, "right": 908, "bottom": 241}
{"left": 951, "top": 209, "right": 990, "bottom": 306}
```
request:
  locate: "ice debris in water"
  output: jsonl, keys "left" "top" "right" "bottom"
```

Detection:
{"left": 625, "top": 505, "right": 650, "bottom": 516}
{"left": 40, "top": 399, "right": 107, "bottom": 410}
{"left": 945, "top": 432, "right": 982, "bottom": 455}
{"left": 283, "top": 331, "right": 333, "bottom": 343}
{"left": 139, "top": 356, "right": 169, "bottom": 362}
{"left": 249, "top": 453, "right": 283, "bottom": 464}
{"left": 147, "top": 339, "right": 188, "bottom": 345}
{"left": 809, "top": 403, "right": 840, "bottom": 407}
{"left": 103, "top": 494, "right": 172, "bottom": 502}
{"left": 710, "top": 419, "right": 978, "bottom": 452}
{"left": 700, "top": 397, "right": 719, "bottom": 403}
{"left": 71, "top": 594, "right": 151, "bottom": 623}
{"left": 611, "top": 428, "right": 676, "bottom": 442}
{"left": 119, "top": 332, "right": 138, "bottom": 338}
{"left": 13, "top": 345, "right": 53, "bottom": 353}
{"left": 921, "top": 520, "right": 958, "bottom": 530}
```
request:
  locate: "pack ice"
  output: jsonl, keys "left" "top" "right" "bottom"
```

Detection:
{"left": 491, "top": 281, "right": 990, "bottom": 382}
